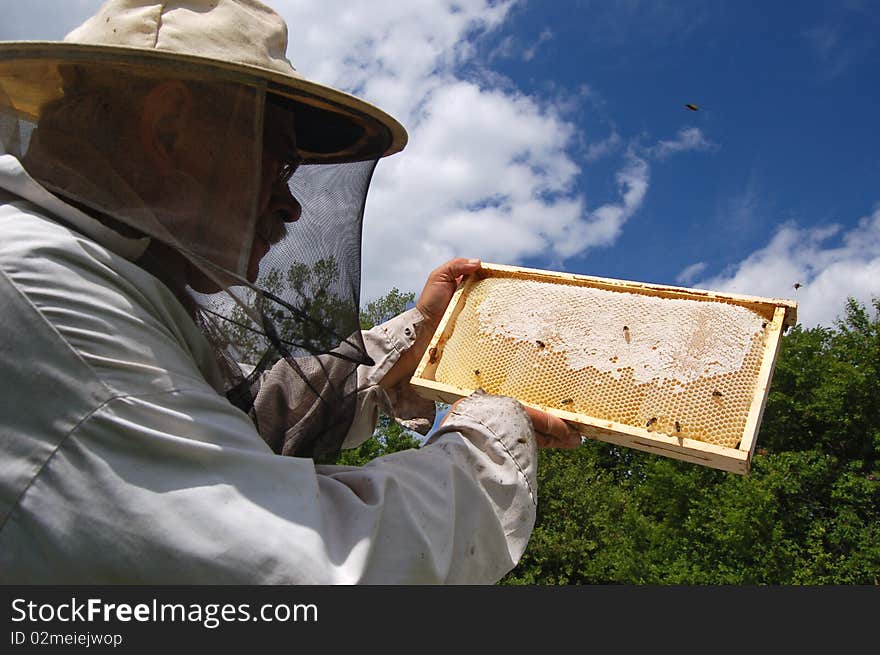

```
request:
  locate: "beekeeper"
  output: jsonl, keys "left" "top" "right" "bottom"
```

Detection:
{"left": 0, "top": 0, "right": 579, "bottom": 583}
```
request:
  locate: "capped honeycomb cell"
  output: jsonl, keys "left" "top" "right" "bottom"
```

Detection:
{"left": 411, "top": 263, "right": 797, "bottom": 474}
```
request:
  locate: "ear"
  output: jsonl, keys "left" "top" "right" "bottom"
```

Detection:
{"left": 139, "top": 81, "right": 193, "bottom": 171}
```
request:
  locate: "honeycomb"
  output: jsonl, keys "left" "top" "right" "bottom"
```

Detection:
{"left": 433, "top": 274, "right": 776, "bottom": 449}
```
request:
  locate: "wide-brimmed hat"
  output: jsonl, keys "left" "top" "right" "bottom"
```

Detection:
{"left": 0, "top": 0, "right": 408, "bottom": 163}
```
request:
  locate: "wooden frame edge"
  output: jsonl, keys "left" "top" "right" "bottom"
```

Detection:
{"left": 413, "top": 273, "right": 480, "bottom": 382}
{"left": 737, "top": 306, "right": 787, "bottom": 458}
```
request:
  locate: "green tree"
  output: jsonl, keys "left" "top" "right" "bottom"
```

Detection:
{"left": 501, "top": 296, "right": 880, "bottom": 585}
{"left": 334, "top": 415, "right": 424, "bottom": 466}
{"left": 360, "top": 287, "right": 415, "bottom": 330}
{"left": 222, "top": 256, "right": 361, "bottom": 362}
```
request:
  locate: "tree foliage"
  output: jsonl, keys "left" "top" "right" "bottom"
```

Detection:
{"left": 334, "top": 414, "right": 424, "bottom": 467}
{"left": 501, "top": 297, "right": 880, "bottom": 585}
{"left": 360, "top": 287, "right": 415, "bottom": 330}
{"left": 222, "top": 256, "right": 361, "bottom": 363}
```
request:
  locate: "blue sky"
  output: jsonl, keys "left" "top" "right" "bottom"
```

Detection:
{"left": 3, "top": 0, "right": 879, "bottom": 328}
{"left": 493, "top": 1, "right": 880, "bottom": 292}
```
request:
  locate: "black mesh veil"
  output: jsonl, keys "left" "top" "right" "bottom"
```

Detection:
{"left": 195, "top": 156, "right": 379, "bottom": 460}
{"left": 0, "top": 55, "right": 381, "bottom": 460}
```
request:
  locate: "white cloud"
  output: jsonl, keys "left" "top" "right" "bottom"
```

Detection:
{"left": 271, "top": 0, "right": 608, "bottom": 302}
{"left": 572, "top": 154, "right": 649, "bottom": 252}
{"left": 694, "top": 207, "right": 880, "bottom": 328}
{"left": 523, "top": 28, "right": 553, "bottom": 62}
{"left": 584, "top": 130, "right": 622, "bottom": 162}
{"left": 489, "top": 35, "right": 517, "bottom": 62}
{"left": 276, "top": 0, "right": 516, "bottom": 127}
{"left": 676, "top": 261, "right": 708, "bottom": 286}
{"left": 648, "top": 127, "right": 716, "bottom": 159}
{"left": 801, "top": 20, "right": 870, "bottom": 81}
{"left": 489, "top": 27, "right": 553, "bottom": 63}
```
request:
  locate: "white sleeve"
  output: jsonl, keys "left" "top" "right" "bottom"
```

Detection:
{"left": 318, "top": 390, "right": 537, "bottom": 583}
{"left": 342, "top": 307, "right": 437, "bottom": 448}
{"left": 252, "top": 307, "right": 437, "bottom": 453}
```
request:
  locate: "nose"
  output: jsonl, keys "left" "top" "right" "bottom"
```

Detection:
{"left": 269, "top": 183, "right": 302, "bottom": 223}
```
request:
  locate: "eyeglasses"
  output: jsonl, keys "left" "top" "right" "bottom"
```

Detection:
{"left": 270, "top": 151, "right": 303, "bottom": 188}
{"left": 263, "top": 131, "right": 302, "bottom": 188}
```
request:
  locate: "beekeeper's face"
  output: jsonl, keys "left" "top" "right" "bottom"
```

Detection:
{"left": 139, "top": 81, "right": 302, "bottom": 289}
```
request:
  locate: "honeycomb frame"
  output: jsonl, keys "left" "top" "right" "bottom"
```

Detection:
{"left": 411, "top": 263, "right": 798, "bottom": 475}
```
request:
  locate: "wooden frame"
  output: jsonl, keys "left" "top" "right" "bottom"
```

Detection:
{"left": 411, "top": 263, "right": 797, "bottom": 475}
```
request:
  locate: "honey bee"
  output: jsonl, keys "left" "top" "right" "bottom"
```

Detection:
{"left": 535, "top": 340, "right": 546, "bottom": 349}
{"left": 623, "top": 325, "right": 631, "bottom": 343}
{"left": 675, "top": 420, "right": 681, "bottom": 433}
{"left": 474, "top": 369, "right": 481, "bottom": 376}
{"left": 428, "top": 347, "right": 438, "bottom": 364}
{"left": 560, "top": 398, "right": 574, "bottom": 405}
{"left": 712, "top": 390, "right": 723, "bottom": 398}
{"left": 646, "top": 417, "right": 657, "bottom": 428}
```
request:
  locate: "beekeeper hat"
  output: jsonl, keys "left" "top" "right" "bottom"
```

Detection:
{"left": 0, "top": 0, "right": 407, "bottom": 163}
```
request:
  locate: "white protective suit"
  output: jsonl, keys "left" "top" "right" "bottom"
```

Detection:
{"left": 0, "top": 154, "right": 538, "bottom": 584}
